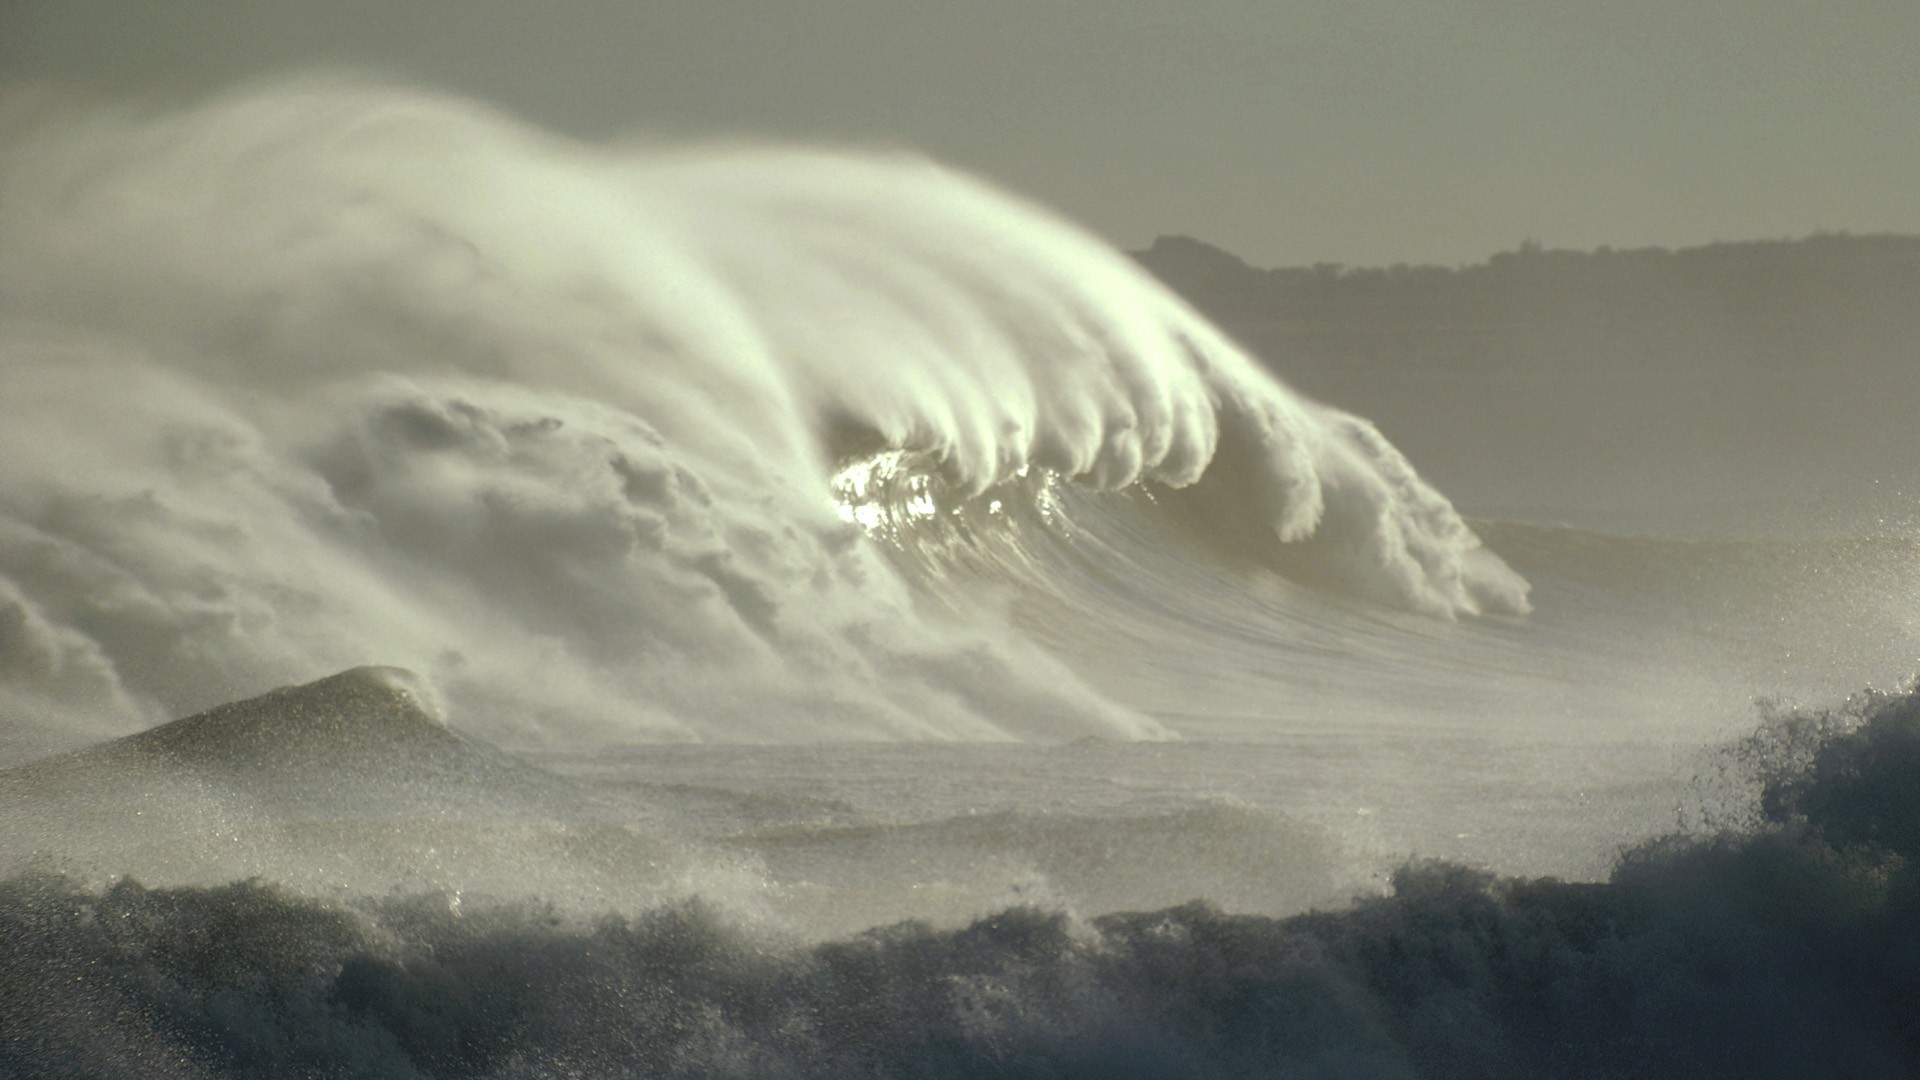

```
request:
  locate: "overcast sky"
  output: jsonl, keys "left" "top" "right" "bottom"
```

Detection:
{"left": 5, "top": 0, "right": 1915, "bottom": 267}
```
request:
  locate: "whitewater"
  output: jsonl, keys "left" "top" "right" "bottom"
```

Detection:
{"left": 6, "top": 80, "right": 1920, "bottom": 1078}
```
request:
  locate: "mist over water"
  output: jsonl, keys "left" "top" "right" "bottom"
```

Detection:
{"left": 6, "top": 79, "right": 1920, "bottom": 1076}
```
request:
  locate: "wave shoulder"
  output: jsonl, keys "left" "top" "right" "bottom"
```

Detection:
{"left": 3, "top": 667, "right": 524, "bottom": 799}
{"left": 119, "top": 666, "right": 457, "bottom": 767}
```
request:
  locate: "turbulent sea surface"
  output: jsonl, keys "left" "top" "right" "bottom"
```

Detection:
{"left": 5, "top": 80, "right": 1920, "bottom": 1077}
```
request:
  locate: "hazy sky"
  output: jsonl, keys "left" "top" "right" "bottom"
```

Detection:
{"left": 5, "top": 0, "right": 1916, "bottom": 267}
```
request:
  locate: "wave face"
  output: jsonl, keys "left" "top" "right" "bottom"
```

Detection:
{"left": 0, "top": 78, "right": 1523, "bottom": 750}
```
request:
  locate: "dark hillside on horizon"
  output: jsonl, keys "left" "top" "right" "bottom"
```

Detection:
{"left": 1132, "top": 234, "right": 1920, "bottom": 527}
{"left": 1134, "top": 233, "right": 1920, "bottom": 378}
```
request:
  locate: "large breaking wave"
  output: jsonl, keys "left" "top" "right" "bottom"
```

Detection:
{"left": 0, "top": 78, "right": 1524, "bottom": 751}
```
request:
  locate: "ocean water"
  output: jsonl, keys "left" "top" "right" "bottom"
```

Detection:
{"left": 5, "top": 80, "right": 1920, "bottom": 1078}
